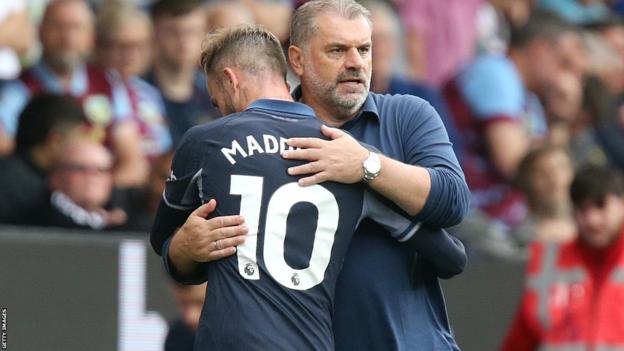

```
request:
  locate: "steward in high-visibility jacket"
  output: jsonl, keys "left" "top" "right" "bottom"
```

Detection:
{"left": 502, "top": 224, "right": 624, "bottom": 351}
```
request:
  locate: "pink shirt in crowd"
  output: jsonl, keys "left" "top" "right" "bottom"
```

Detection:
{"left": 396, "top": 0, "right": 483, "bottom": 87}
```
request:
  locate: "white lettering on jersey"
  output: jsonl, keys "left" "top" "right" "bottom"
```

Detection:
{"left": 221, "top": 135, "right": 300, "bottom": 165}
{"left": 221, "top": 139, "right": 248, "bottom": 165}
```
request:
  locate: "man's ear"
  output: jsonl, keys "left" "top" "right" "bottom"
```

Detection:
{"left": 288, "top": 45, "right": 305, "bottom": 76}
{"left": 222, "top": 67, "right": 239, "bottom": 92}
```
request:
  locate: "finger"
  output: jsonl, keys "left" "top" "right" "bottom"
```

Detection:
{"left": 321, "top": 124, "right": 346, "bottom": 139}
{"left": 193, "top": 199, "right": 217, "bottom": 218}
{"left": 214, "top": 235, "right": 246, "bottom": 250}
{"left": 206, "top": 246, "right": 238, "bottom": 261}
{"left": 286, "top": 137, "right": 325, "bottom": 149}
{"left": 281, "top": 148, "right": 323, "bottom": 161}
{"left": 206, "top": 214, "right": 245, "bottom": 230}
{"left": 297, "top": 171, "right": 328, "bottom": 186}
{"left": 212, "top": 224, "right": 249, "bottom": 240}
{"left": 287, "top": 161, "right": 324, "bottom": 176}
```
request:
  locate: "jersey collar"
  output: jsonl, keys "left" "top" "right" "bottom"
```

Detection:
{"left": 246, "top": 98, "right": 316, "bottom": 118}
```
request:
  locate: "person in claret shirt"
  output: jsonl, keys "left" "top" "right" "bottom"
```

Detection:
{"left": 501, "top": 165, "right": 624, "bottom": 351}
{"left": 0, "top": 0, "right": 148, "bottom": 188}
{"left": 95, "top": 2, "right": 172, "bottom": 159}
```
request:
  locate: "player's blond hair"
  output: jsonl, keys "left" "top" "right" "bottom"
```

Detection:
{"left": 200, "top": 24, "right": 287, "bottom": 83}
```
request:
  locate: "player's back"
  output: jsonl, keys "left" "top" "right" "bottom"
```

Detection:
{"left": 173, "top": 100, "right": 367, "bottom": 350}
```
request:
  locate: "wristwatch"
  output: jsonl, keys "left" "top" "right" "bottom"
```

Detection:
{"left": 362, "top": 151, "right": 381, "bottom": 183}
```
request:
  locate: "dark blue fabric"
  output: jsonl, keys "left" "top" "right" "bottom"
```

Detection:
{"left": 164, "top": 319, "right": 195, "bottom": 351}
{"left": 155, "top": 99, "right": 379, "bottom": 351}
{"left": 331, "top": 92, "right": 469, "bottom": 351}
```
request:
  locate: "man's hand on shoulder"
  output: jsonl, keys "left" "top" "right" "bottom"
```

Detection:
{"left": 283, "top": 125, "right": 369, "bottom": 186}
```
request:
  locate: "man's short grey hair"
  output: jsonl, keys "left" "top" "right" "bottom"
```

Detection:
{"left": 200, "top": 24, "right": 288, "bottom": 82}
{"left": 290, "top": 0, "right": 372, "bottom": 47}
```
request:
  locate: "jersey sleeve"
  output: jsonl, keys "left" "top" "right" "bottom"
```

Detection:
{"left": 150, "top": 128, "right": 203, "bottom": 256}
{"left": 363, "top": 191, "right": 467, "bottom": 278}
{"left": 362, "top": 190, "right": 421, "bottom": 242}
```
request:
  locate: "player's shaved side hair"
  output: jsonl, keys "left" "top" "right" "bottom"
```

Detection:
{"left": 200, "top": 24, "right": 288, "bottom": 83}
{"left": 290, "top": 0, "right": 372, "bottom": 47}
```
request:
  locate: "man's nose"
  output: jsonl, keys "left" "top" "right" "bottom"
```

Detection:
{"left": 344, "top": 47, "right": 365, "bottom": 70}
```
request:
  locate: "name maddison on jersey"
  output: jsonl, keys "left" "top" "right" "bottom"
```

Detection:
{"left": 221, "top": 134, "right": 300, "bottom": 165}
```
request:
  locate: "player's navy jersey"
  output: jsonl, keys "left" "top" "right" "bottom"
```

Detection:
{"left": 160, "top": 99, "right": 417, "bottom": 351}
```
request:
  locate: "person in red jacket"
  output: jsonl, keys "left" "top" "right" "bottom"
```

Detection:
{"left": 501, "top": 165, "right": 624, "bottom": 351}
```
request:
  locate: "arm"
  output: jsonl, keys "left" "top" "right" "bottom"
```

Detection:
{"left": 363, "top": 191, "right": 466, "bottom": 278}
{"left": 485, "top": 120, "right": 529, "bottom": 180}
{"left": 149, "top": 130, "right": 247, "bottom": 283}
{"left": 283, "top": 129, "right": 431, "bottom": 215}
{"left": 152, "top": 200, "right": 246, "bottom": 284}
{"left": 111, "top": 120, "right": 150, "bottom": 187}
{"left": 404, "top": 226, "right": 466, "bottom": 279}
{"left": 284, "top": 120, "right": 469, "bottom": 227}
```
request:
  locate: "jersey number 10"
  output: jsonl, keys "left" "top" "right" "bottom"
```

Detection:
{"left": 230, "top": 175, "right": 339, "bottom": 291}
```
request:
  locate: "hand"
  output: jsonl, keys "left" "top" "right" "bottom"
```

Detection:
{"left": 283, "top": 125, "right": 369, "bottom": 186}
{"left": 170, "top": 199, "right": 248, "bottom": 264}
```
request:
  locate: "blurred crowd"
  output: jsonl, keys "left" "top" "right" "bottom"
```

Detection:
{"left": 1, "top": 0, "right": 623, "bottom": 256}
{"left": 0, "top": 0, "right": 618, "bottom": 247}
{"left": 1, "top": 0, "right": 624, "bottom": 348}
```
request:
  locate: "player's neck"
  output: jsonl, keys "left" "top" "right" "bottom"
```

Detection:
{"left": 243, "top": 78, "right": 294, "bottom": 106}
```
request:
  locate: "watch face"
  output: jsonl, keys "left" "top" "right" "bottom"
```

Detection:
{"left": 365, "top": 153, "right": 381, "bottom": 174}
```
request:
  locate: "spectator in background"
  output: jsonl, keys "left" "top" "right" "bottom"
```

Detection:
{"left": 582, "top": 19, "right": 624, "bottom": 170}
{"left": 0, "top": 0, "right": 147, "bottom": 188}
{"left": 29, "top": 137, "right": 127, "bottom": 230}
{"left": 238, "top": 0, "right": 292, "bottom": 44}
{"left": 30, "top": 138, "right": 127, "bottom": 230}
{"left": 514, "top": 144, "right": 576, "bottom": 248}
{"left": 164, "top": 282, "right": 206, "bottom": 351}
{"left": 117, "top": 151, "right": 173, "bottom": 232}
{"left": 0, "top": 94, "right": 87, "bottom": 224}
{"left": 205, "top": 0, "right": 255, "bottom": 33}
{"left": 502, "top": 165, "right": 624, "bottom": 350}
{"left": 477, "top": 0, "right": 537, "bottom": 55}
{"left": 95, "top": 1, "right": 172, "bottom": 159}
{"left": 145, "top": 0, "right": 221, "bottom": 146}
{"left": 0, "top": 0, "right": 36, "bottom": 156}
{"left": 394, "top": 0, "right": 482, "bottom": 86}
{"left": 444, "top": 13, "right": 585, "bottom": 230}
{"left": 366, "top": 0, "right": 463, "bottom": 160}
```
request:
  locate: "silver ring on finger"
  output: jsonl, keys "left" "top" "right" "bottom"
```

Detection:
{"left": 214, "top": 240, "right": 220, "bottom": 250}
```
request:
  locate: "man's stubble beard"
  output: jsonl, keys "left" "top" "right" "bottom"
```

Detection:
{"left": 304, "top": 62, "right": 370, "bottom": 120}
